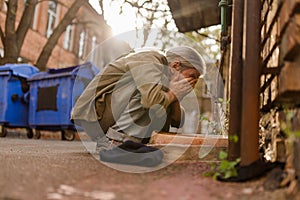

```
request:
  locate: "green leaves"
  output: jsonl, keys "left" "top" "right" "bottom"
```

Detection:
{"left": 229, "top": 134, "right": 239, "bottom": 143}
{"left": 219, "top": 150, "right": 228, "bottom": 160}
{"left": 204, "top": 151, "right": 240, "bottom": 180}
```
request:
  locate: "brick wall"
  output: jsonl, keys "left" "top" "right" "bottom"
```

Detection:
{"left": 261, "top": 0, "right": 300, "bottom": 186}
{"left": 261, "top": 0, "right": 300, "bottom": 107}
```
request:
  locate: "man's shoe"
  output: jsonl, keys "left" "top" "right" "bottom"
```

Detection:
{"left": 99, "top": 140, "right": 164, "bottom": 167}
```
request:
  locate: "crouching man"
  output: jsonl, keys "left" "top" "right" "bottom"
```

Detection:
{"left": 71, "top": 46, "right": 205, "bottom": 166}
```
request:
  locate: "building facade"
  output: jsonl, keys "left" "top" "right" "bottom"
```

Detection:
{"left": 0, "top": 0, "right": 112, "bottom": 69}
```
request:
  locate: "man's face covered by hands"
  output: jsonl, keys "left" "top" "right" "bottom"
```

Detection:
{"left": 179, "top": 67, "right": 200, "bottom": 88}
{"left": 168, "top": 60, "right": 201, "bottom": 101}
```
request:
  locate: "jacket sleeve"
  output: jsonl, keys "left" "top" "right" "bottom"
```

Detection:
{"left": 127, "top": 52, "right": 171, "bottom": 110}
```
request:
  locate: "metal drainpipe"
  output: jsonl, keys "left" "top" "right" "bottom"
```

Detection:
{"left": 219, "top": 0, "right": 228, "bottom": 35}
{"left": 228, "top": 0, "right": 244, "bottom": 161}
{"left": 219, "top": 0, "right": 228, "bottom": 51}
{"left": 240, "top": 0, "right": 261, "bottom": 166}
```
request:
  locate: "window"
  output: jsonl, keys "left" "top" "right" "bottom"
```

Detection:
{"left": 0, "top": 48, "right": 3, "bottom": 57}
{"left": 23, "top": 0, "right": 27, "bottom": 11}
{"left": 0, "top": 0, "right": 7, "bottom": 11}
{"left": 31, "top": 1, "right": 39, "bottom": 30}
{"left": 90, "top": 36, "right": 97, "bottom": 61}
{"left": 78, "top": 31, "right": 86, "bottom": 58}
{"left": 63, "top": 25, "right": 73, "bottom": 50}
{"left": 46, "top": 1, "right": 58, "bottom": 38}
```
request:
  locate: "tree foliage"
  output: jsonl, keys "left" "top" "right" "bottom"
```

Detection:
{"left": 104, "top": 0, "right": 175, "bottom": 47}
{"left": 98, "top": 0, "right": 220, "bottom": 61}
{"left": 186, "top": 26, "right": 221, "bottom": 61}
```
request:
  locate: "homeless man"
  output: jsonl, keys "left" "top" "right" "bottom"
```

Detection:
{"left": 71, "top": 46, "right": 205, "bottom": 166}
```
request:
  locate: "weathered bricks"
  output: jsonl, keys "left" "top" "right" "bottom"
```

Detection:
{"left": 278, "top": 62, "right": 300, "bottom": 103}
{"left": 280, "top": 16, "right": 300, "bottom": 61}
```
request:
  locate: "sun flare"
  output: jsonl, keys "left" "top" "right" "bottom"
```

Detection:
{"left": 89, "top": 0, "right": 137, "bottom": 35}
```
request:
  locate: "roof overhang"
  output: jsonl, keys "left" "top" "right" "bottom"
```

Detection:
{"left": 167, "top": 0, "right": 223, "bottom": 32}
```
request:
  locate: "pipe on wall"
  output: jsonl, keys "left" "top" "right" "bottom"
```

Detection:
{"left": 240, "top": 0, "right": 261, "bottom": 166}
{"left": 228, "top": 0, "right": 244, "bottom": 161}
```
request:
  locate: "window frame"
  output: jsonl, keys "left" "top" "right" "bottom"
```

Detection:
{"left": 46, "top": 1, "right": 58, "bottom": 38}
{"left": 90, "top": 36, "right": 97, "bottom": 61}
{"left": 78, "top": 30, "right": 86, "bottom": 58}
{"left": 63, "top": 25, "right": 73, "bottom": 50}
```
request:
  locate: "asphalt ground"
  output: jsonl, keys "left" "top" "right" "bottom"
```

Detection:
{"left": 0, "top": 133, "right": 288, "bottom": 200}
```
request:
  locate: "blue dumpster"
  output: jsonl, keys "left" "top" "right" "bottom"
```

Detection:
{"left": 27, "top": 62, "right": 99, "bottom": 140}
{"left": 0, "top": 63, "right": 39, "bottom": 137}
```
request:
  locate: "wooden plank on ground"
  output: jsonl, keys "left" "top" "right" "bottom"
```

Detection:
{"left": 149, "top": 131, "right": 228, "bottom": 147}
{"left": 149, "top": 132, "right": 228, "bottom": 161}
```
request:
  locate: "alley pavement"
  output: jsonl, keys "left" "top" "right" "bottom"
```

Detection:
{"left": 0, "top": 132, "right": 288, "bottom": 200}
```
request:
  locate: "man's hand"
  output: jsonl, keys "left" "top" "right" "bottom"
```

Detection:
{"left": 167, "top": 72, "right": 196, "bottom": 103}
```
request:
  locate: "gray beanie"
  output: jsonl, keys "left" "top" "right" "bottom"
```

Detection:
{"left": 166, "top": 46, "right": 206, "bottom": 75}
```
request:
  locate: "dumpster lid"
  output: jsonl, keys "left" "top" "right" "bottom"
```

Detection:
{"left": 28, "top": 62, "right": 99, "bottom": 81}
{"left": 0, "top": 63, "right": 39, "bottom": 78}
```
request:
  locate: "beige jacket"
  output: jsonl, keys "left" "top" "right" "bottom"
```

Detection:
{"left": 71, "top": 50, "right": 182, "bottom": 132}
